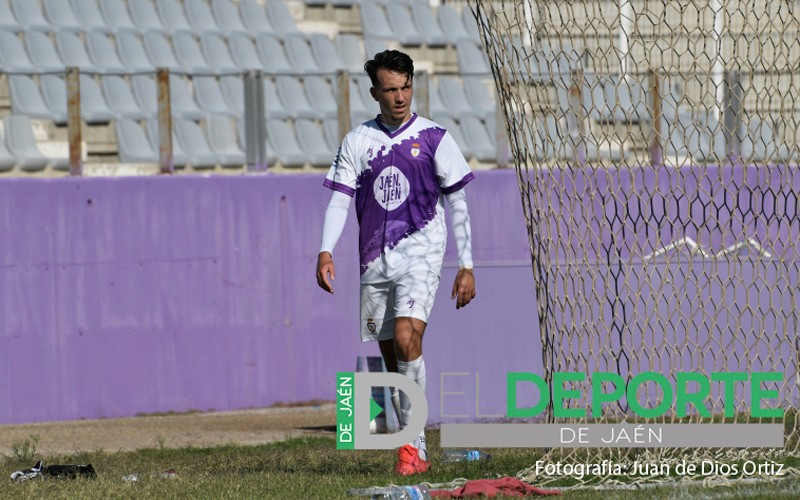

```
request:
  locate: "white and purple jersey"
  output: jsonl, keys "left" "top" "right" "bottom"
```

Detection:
{"left": 324, "top": 114, "right": 474, "bottom": 284}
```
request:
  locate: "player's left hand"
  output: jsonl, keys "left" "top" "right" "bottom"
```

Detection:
{"left": 451, "top": 268, "right": 476, "bottom": 309}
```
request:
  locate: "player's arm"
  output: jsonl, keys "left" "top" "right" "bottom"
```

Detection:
{"left": 317, "top": 190, "right": 351, "bottom": 294}
{"left": 446, "top": 188, "right": 476, "bottom": 309}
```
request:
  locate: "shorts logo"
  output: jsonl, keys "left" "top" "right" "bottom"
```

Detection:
{"left": 407, "top": 299, "right": 415, "bottom": 309}
{"left": 367, "top": 318, "right": 377, "bottom": 333}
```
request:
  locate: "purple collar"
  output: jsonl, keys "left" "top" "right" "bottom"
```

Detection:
{"left": 375, "top": 113, "right": 418, "bottom": 138}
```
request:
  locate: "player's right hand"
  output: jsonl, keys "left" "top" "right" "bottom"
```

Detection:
{"left": 316, "top": 251, "right": 335, "bottom": 294}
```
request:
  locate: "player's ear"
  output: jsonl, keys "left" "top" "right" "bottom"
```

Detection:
{"left": 369, "top": 86, "right": 378, "bottom": 101}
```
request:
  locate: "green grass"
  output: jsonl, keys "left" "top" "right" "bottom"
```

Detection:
{"left": 2, "top": 430, "right": 800, "bottom": 499}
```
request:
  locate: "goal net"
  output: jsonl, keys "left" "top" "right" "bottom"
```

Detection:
{"left": 470, "top": 0, "right": 800, "bottom": 484}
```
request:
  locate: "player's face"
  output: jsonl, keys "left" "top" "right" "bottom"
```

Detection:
{"left": 371, "top": 68, "right": 413, "bottom": 126}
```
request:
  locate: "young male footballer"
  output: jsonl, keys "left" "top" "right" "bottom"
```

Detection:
{"left": 316, "top": 50, "right": 476, "bottom": 475}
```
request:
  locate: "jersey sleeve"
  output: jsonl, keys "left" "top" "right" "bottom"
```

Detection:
{"left": 434, "top": 130, "right": 475, "bottom": 194}
{"left": 323, "top": 135, "right": 358, "bottom": 197}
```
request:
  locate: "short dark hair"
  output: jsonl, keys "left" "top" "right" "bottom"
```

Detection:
{"left": 364, "top": 50, "right": 414, "bottom": 87}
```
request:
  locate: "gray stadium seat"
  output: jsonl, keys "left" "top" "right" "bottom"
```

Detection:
{"left": 0, "top": 0, "right": 20, "bottom": 32}
{"left": 98, "top": 0, "right": 138, "bottom": 33}
{"left": 85, "top": 32, "right": 127, "bottom": 74}
{"left": 322, "top": 117, "right": 340, "bottom": 150}
{"left": 10, "top": 0, "right": 51, "bottom": 32}
{"left": 284, "top": 34, "right": 323, "bottom": 75}
{"left": 581, "top": 72, "right": 612, "bottom": 122}
{"left": 437, "top": 76, "right": 483, "bottom": 119}
{"left": 131, "top": 74, "right": 159, "bottom": 115}
{"left": 172, "top": 32, "right": 214, "bottom": 74}
{"left": 384, "top": 3, "right": 426, "bottom": 46}
{"left": 185, "top": 0, "right": 223, "bottom": 34}
{"left": 335, "top": 33, "right": 365, "bottom": 74}
{"left": 687, "top": 111, "right": 726, "bottom": 163}
{"left": 70, "top": 0, "right": 113, "bottom": 33}
{"left": 663, "top": 113, "right": 693, "bottom": 158}
{"left": 437, "top": 4, "right": 471, "bottom": 42}
{"left": 354, "top": 75, "right": 376, "bottom": 114}
{"left": 143, "top": 32, "right": 185, "bottom": 73}
{"left": 236, "top": 116, "right": 278, "bottom": 165}
{"left": 295, "top": 118, "right": 336, "bottom": 167}
{"left": 211, "top": 0, "right": 249, "bottom": 35}
{"left": 309, "top": 34, "right": 346, "bottom": 73}
{"left": 156, "top": 0, "right": 194, "bottom": 34}
{"left": 79, "top": 75, "right": 119, "bottom": 123}
{"left": 43, "top": 0, "right": 83, "bottom": 33}
{"left": 364, "top": 36, "right": 389, "bottom": 61}
{"left": 460, "top": 4, "right": 482, "bottom": 43}
{"left": 349, "top": 77, "right": 374, "bottom": 124}
{"left": 265, "top": 0, "right": 300, "bottom": 35}
{"left": 275, "top": 76, "right": 327, "bottom": 119}
{"left": 459, "top": 115, "right": 495, "bottom": 162}
{"left": 462, "top": 76, "right": 496, "bottom": 120}
{"left": 40, "top": 74, "right": 115, "bottom": 125}
{"left": 266, "top": 119, "right": 308, "bottom": 168}
{"left": 437, "top": 117, "right": 473, "bottom": 161}
{"left": 193, "top": 76, "right": 237, "bottom": 116}
{"left": 609, "top": 75, "right": 648, "bottom": 123}
{"left": 173, "top": 119, "right": 223, "bottom": 169}
{"left": 169, "top": 75, "right": 206, "bottom": 120}
{"left": 24, "top": 31, "right": 65, "bottom": 72}
{"left": 0, "top": 125, "right": 17, "bottom": 171}
{"left": 410, "top": 2, "right": 448, "bottom": 47}
{"left": 263, "top": 77, "right": 297, "bottom": 119}
{"left": 503, "top": 36, "right": 558, "bottom": 84}
{"left": 128, "top": 0, "right": 169, "bottom": 34}
{"left": 229, "top": 33, "right": 264, "bottom": 71}
{"left": 239, "top": 0, "right": 275, "bottom": 35}
{"left": 256, "top": 33, "right": 293, "bottom": 74}
{"left": 115, "top": 118, "right": 158, "bottom": 163}
{"left": 8, "top": 75, "right": 67, "bottom": 124}
{"left": 540, "top": 113, "right": 622, "bottom": 162}
{"left": 0, "top": 30, "right": 37, "bottom": 73}
{"left": 145, "top": 118, "right": 195, "bottom": 168}
{"left": 583, "top": 73, "right": 647, "bottom": 123}
{"left": 360, "top": 3, "right": 394, "bottom": 45}
{"left": 116, "top": 32, "right": 155, "bottom": 72}
{"left": 200, "top": 33, "right": 239, "bottom": 75}
{"left": 429, "top": 78, "right": 454, "bottom": 121}
{"left": 455, "top": 39, "right": 491, "bottom": 75}
{"left": 101, "top": 76, "right": 149, "bottom": 120}
{"left": 4, "top": 115, "right": 65, "bottom": 171}
{"left": 55, "top": 31, "right": 103, "bottom": 74}
{"left": 206, "top": 115, "right": 246, "bottom": 167}
{"left": 741, "top": 116, "right": 792, "bottom": 162}
{"left": 220, "top": 75, "right": 244, "bottom": 115}
{"left": 304, "top": 76, "right": 339, "bottom": 119}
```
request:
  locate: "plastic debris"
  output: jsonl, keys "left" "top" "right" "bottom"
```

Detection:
{"left": 11, "top": 461, "right": 96, "bottom": 482}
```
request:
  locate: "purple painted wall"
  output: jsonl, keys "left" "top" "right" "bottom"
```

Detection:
{"left": 0, "top": 170, "right": 540, "bottom": 425}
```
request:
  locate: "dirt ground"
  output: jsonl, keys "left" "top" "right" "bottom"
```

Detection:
{"left": 0, "top": 404, "right": 337, "bottom": 456}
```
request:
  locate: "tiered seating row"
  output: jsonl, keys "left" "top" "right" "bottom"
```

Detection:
{"left": 0, "top": 0, "right": 498, "bottom": 172}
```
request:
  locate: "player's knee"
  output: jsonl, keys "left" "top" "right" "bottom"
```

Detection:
{"left": 393, "top": 335, "right": 422, "bottom": 361}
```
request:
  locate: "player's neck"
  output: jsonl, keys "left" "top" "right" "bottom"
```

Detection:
{"left": 378, "top": 113, "right": 413, "bottom": 131}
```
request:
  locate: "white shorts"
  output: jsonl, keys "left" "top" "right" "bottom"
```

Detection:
{"left": 360, "top": 272, "right": 441, "bottom": 342}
